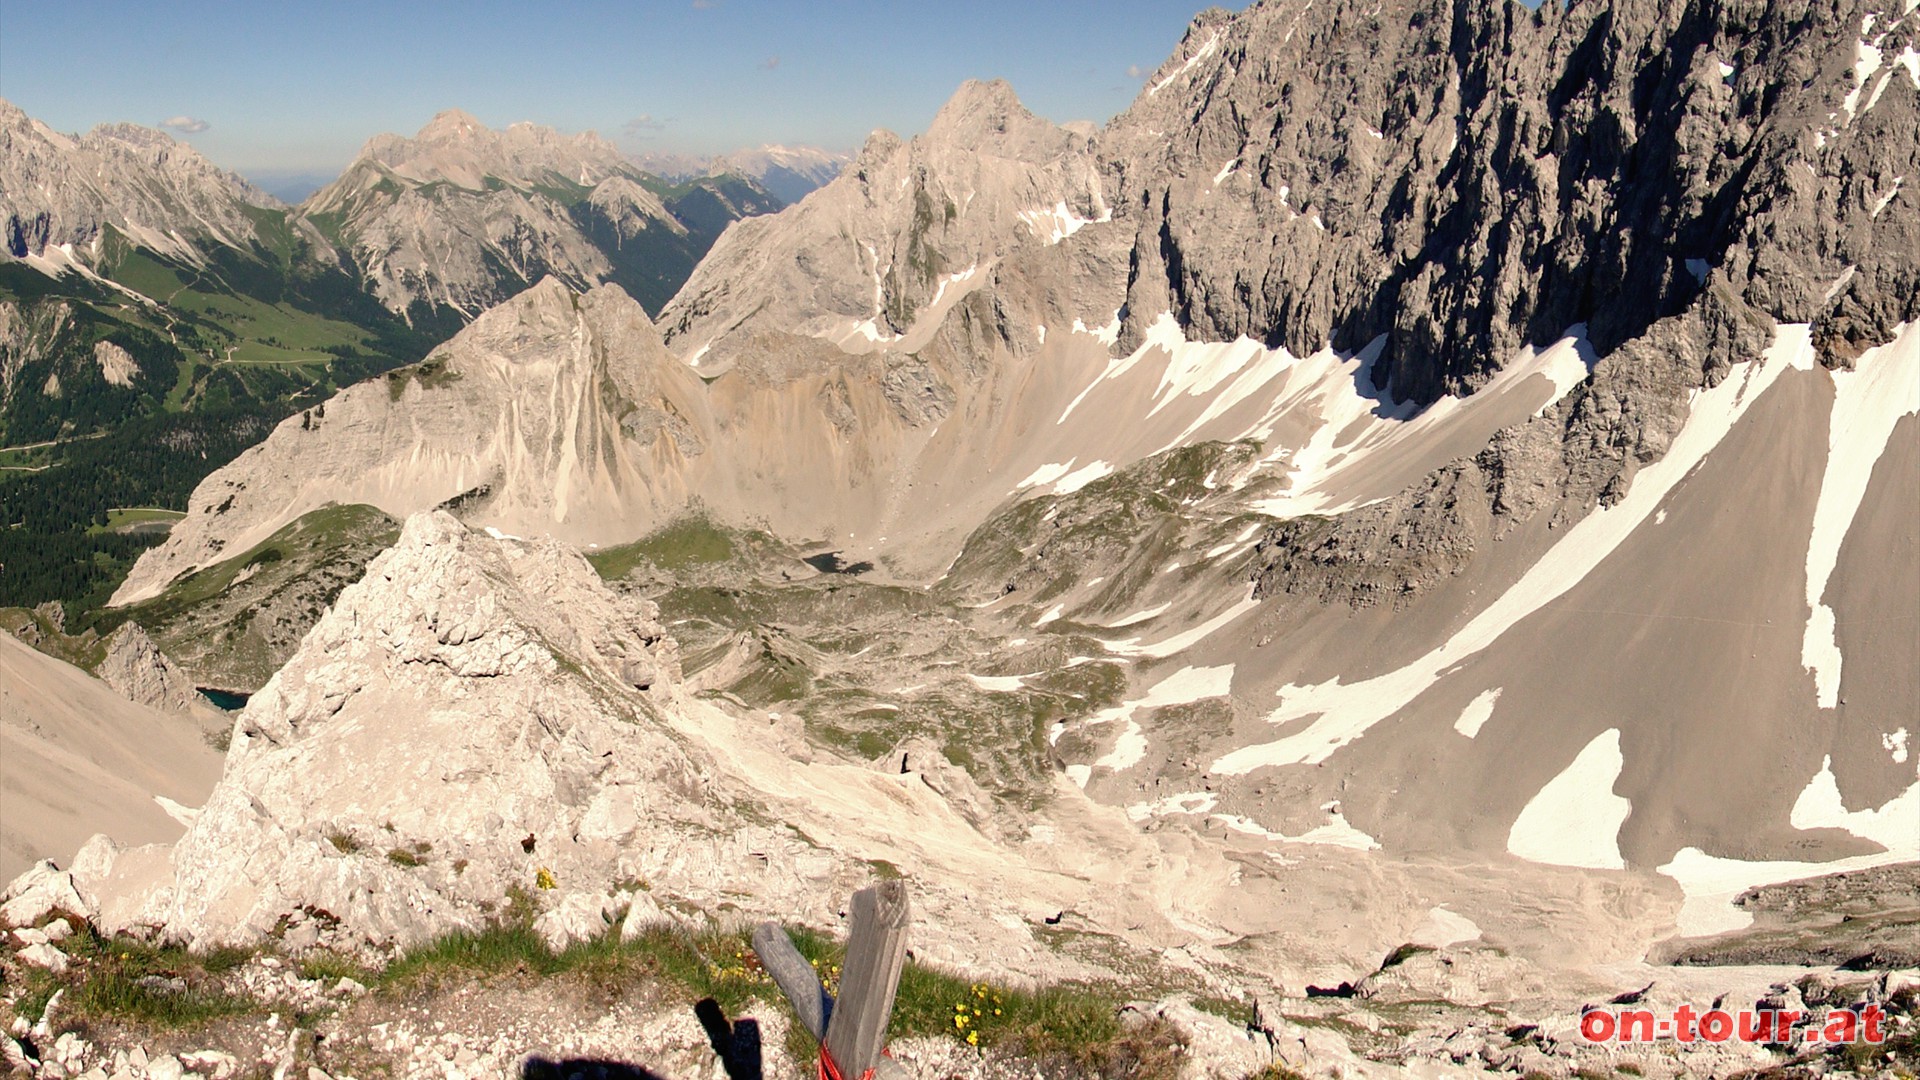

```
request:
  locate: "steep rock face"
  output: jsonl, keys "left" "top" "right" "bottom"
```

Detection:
{"left": 110, "top": 280, "right": 710, "bottom": 605}
{"left": 95, "top": 624, "right": 199, "bottom": 715}
{"left": 0, "top": 98, "right": 279, "bottom": 265}
{"left": 660, "top": 80, "right": 1115, "bottom": 357}
{"left": 0, "top": 298, "right": 73, "bottom": 400}
{"left": 299, "top": 111, "right": 779, "bottom": 318}
{"left": 1102, "top": 0, "right": 1920, "bottom": 403}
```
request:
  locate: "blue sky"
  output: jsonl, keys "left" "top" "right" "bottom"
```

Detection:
{"left": 1, "top": 1, "right": 1214, "bottom": 182}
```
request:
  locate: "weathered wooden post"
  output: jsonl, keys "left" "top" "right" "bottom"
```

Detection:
{"left": 753, "top": 880, "right": 911, "bottom": 1080}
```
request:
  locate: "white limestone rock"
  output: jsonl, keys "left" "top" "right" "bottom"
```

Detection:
{"left": 97, "top": 623, "right": 199, "bottom": 714}
{"left": 91, "top": 511, "right": 838, "bottom": 951}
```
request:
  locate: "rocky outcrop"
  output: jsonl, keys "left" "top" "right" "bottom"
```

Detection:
{"left": 0, "top": 298, "right": 72, "bottom": 400}
{"left": 96, "top": 623, "right": 198, "bottom": 714}
{"left": 81, "top": 511, "right": 834, "bottom": 950}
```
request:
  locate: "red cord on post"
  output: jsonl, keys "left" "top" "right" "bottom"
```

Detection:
{"left": 816, "top": 1046, "right": 874, "bottom": 1080}
{"left": 817, "top": 1045, "right": 891, "bottom": 1080}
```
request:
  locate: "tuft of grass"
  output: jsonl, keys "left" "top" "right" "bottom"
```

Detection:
{"left": 386, "top": 847, "right": 423, "bottom": 868}
{"left": 378, "top": 918, "right": 779, "bottom": 1019}
{"left": 10, "top": 969, "right": 59, "bottom": 1025}
{"left": 888, "top": 962, "right": 1124, "bottom": 1055}
{"left": 295, "top": 949, "right": 372, "bottom": 985}
{"left": 326, "top": 830, "right": 361, "bottom": 853}
{"left": 55, "top": 928, "right": 260, "bottom": 1029}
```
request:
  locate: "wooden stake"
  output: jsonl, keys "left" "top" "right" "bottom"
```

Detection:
{"left": 751, "top": 920, "right": 831, "bottom": 1041}
{"left": 823, "top": 880, "right": 911, "bottom": 1077}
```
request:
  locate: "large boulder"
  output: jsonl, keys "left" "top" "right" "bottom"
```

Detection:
{"left": 82, "top": 512, "right": 836, "bottom": 951}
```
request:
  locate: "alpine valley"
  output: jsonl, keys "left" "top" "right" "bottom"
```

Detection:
{"left": 2, "top": 0, "right": 1917, "bottom": 1077}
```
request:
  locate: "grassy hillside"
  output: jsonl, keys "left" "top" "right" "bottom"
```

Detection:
{"left": 0, "top": 220, "right": 449, "bottom": 616}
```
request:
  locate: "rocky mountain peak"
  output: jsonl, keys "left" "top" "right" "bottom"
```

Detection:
{"left": 924, "top": 78, "right": 1067, "bottom": 158}
{"left": 346, "top": 110, "right": 629, "bottom": 192}
{"left": 1, "top": 102, "right": 279, "bottom": 263}
{"left": 449, "top": 276, "right": 663, "bottom": 374}
{"left": 852, "top": 128, "right": 905, "bottom": 170}
{"left": 296, "top": 109, "right": 776, "bottom": 319}
{"left": 415, "top": 107, "right": 487, "bottom": 144}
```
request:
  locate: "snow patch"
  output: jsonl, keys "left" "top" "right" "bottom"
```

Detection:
{"left": 1103, "top": 587, "right": 1259, "bottom": 660}
{"left": 1053, "top": 460, "right": 1113, "bottom": 494}
{"left": 1211, "top": 807, "right": 1381, "bottom": 851}
{"left": 1790, "top": 755, "right": 1920, "bottom": 850}
{"left": 1018, "top": 201, "right": 1109, "bottom": 245}
{"left": 1885, "top": 729, "right": 1911, "bottom": 764}
{"left": 1104, "top": 602, "right": 1172, "bottom": 628}
{"left": 1084, "top": 664, "right": 1235, "bottom": 773}
{"left": 1800, "top": 323, "right": 1920, "bottom": 708}
{"left": 1148, "top": 30, "right": 1221, "bottom": 97}
{"left": 1452, "top": 688, "right": 1502, "bottom": 739}
{"left": 1872, "top": 176, "right": 1904, "bottom": 217}
{"left": 1506, "top": 729, "right": 1631, "bottom": 871}
{"left": 1411, "top": 907, "right": 1482, "bottom": 948}
{"left": 1018, "top": 461, "right": 1075, "bottom": 490}
{"left": 1213, "top": 325, "right": 1815, "bottom": 773}
{"left": 1126, "top": 791, "right": 1218, "bottom": 822}
{"left": 1822, "top": 265, "right": 1857, "bottom": 304}
{"left": 966, "top": 673, "right": 1029, "bottom": 692}
{"left": 928, "top": 264, "right": 980, "bottom": 310}
{"left": 1842, "top": 37, "right": 1885, "bottom": 121}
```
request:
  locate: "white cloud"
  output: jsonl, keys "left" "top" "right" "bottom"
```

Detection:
{"left": 159, "top": 116, "right": 209, "bottom": 134}
{"left": 622, "top": 114, "right": 667, "bottom": 137}
{"left": 1126, "top": 64, "right": 1146, "bottom": 79}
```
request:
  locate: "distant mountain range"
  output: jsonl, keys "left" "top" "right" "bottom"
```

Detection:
{"left": 636, "top": 144, "right": 853, "bottom": 204}
{"left": 0, "top": 102, "right": 804, "bottom": 609}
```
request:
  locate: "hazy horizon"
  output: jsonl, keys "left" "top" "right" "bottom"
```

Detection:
{"left": 1, "top": 0, "right": 1213, "bottom": 182}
